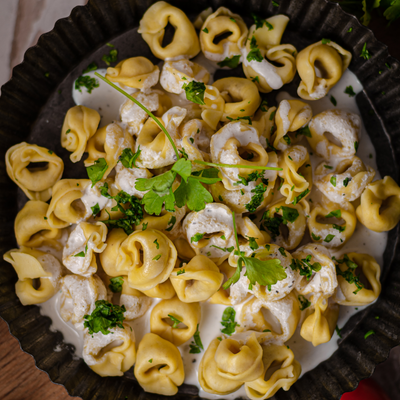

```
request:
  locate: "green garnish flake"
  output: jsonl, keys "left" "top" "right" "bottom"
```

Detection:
{"left": 202, "top": 27, "right": 209, "bottom": 33}
{"left": 191, "top": 233, "right": 204, "bottom": 243}
{"left": 364, "top": 330, "right": 375, "bottom": 339}
{"left": 334, "top": 254, "right": 364, "bottom": 294}
{"left": 336, "top": 325, "right": 342, "bottom": 338}
{"left": 251, "top": 76, "right": 260, "bottom": 83}
{"left": 325, "top": 209, "right": 341, "bottom": 218}
{"left": 217, "top": 55, "right": 241, "bottom": 69}
{"left": 247, "top": 36, "right": 263, "bottom": 62}
{"left": 292, "top": 188, "right": 310, "bottom": 205}
{"left": 333, "top": 224, "right": 346, "bottom": 232}
{"left": 245, "top": 183, "right": 267, "bottom": 212}
{"left": 48, "top": 150, "right": 53, "bottom": 154}
{"left": 290, "top": 255, "right": 322, "bottom": 280}
{"left": 344, "top": 85, "right": 356, "bottom": 97}
{"left": 177, "top": 269, "right": 185, "bottom": 275}
{"left": 165, "top": 216, "right": 176, "bottom": 232}
{"left": 109, "top": 276, "right": 124, "bottom": 293}
{"left": 220, "top": 307, "right": 239, "bottom": 336}
{"left": 324, "top": 165, "right": 333, "bottom": 169}
{"left": 189, "top": 324, "right": 204, "bottom": 353}
{"left": 142, "top": 222, "right": 148, "bottom": 231}
{"left": 298, "top": 295, "right": 311, "bottom": 310}
{"left": 86, "top": 158, "right": 108, "bottom": 187}
{"left": 272, "top": 0, "right": 279, "bottom": 6}
{"left": 278, "top": 247, "right": 287, "bottom": 257}
{"left": 149, "top": 359, "right": 152, "bottom": 363}
{"left": 324, "top": 234, "right": 335, "bottom": 243}
{"left": 248, "top": 236, "right": 259, "bottom": 251}
{"left": 83, "top": 300, "right": 126, "bottom": 336}
{"left": 252, "top": 13, "right": 274, "bottom": 30}
{"left": 330, "top": 95, "right": 337, "bottom": 106}
{"left": 119, "top": 147, "right": 141, "bottom": 169}
{"left": 83, "top": 62, "right": 98, "bottom": 74}
{"left": 182, "top": 81, "right": 206, "bottom": 105}
{"left": 283, "top": 135, "right": 291, "bottom": 145}
{"left": 360, "top": 42, "right": 371, "bottom": 60}
{"left": 296, "top": 125, "right": 311, "bottom": 138}
{"left": 74, "top": 251, "right": 85, "bottom": 258}
{"left": 75, "top": 75, "right": 99, "bottom": 94}
{"left": 321, "top": 38, "right": 331, "bottom": 44}
{"left": 354, "top": 141, "right": 359, "bottom": 152}
{"left": 343, "top": 177, "right": 351, "bottom": 187}
{"left": 330, "top": 176, "right": 337, "bottom": 187}
{"left": 311, "top": 232, "right": 321, "bottom": 241}
{"left": 154, "top": 239, "right": 159, "bottom": 249}
{"left": 102, "top": 46, "right": 118, "bottom": 66}
{"left": 153, "top": 254, "right": 162, "bottom": 261}
{"left": 347, "top": 27, "right": 353, "bottom": 33}
{"left": 168, "top": 314, "right": 182, "bottom": 328}
{"left": 226, "top": 115, "right": 252, "bottom": 125}
{"left": 91, "top": 203, "right": 101, "bottom": 217}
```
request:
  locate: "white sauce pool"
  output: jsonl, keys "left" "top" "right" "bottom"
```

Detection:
{"left": 36, "top": 65, "right": 390, "bottom": 398}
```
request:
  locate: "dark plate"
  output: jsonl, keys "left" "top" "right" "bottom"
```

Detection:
{"left": 1, "top": 0, "right": 400, "bottom": 399}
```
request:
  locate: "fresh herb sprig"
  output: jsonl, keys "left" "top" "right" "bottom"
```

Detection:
{"left": 220, "top": 307, "right": 239, "bottom": 335}
{"left": 290, "top": 255, "right": 322, "bottom": 280}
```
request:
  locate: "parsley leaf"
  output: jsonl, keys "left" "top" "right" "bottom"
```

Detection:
{"left": 171, "top": 158, "right": 192, "bottom": 182}
{"left": 217, "top": 55, "right": 241, "bottom": 68}
{"left": 296, "top": 125, "right": 312, "bottom": 138}
{"left": 345, "top": 85, "right": 356, "bottom": 97}
{"left": 83, "top": 300, "right": 125, "bottom": 335}
{"left": 191, "top": 233, "right": 204, "bottom": 243}
{"left": 86, "top": 158, "right": 108, "bottom": 187}
{"left": 109, "top": 276, "right": 124, "bottom": 293}
{"left": 333, "top": 224, "right": 346, "bottom": 232}
{"left": 168, "top": 314, "right": 181, "bottom": 328}
{"left": 189, "top": 324, "right": 204, "bottom": 353}
{"left": 202, "top": 27, "right": 209, "bottom": 33}
{"left": 290, "top": 255, "right": 322, "bottom": 280}
{"left": 324, "top": 234, "right": 335, "bottom": 243}
{"left": 321, "top": 38, "right": 331, "bottom": 44}
{"left": 252, "top": 13, "right": 273, "bottom": 30}
{"left": 311, "top": 232, "right": 321, "bottom": 241}
{"left": 165, "top": 216, "right": 177, "bottom": 232}
{"left": 247, "top": 236, "right": 259, "bottom": 250}
{"left": 293, "top": 188, "right": 310, "bottom": 205}
{"left": 91, "top": 203, "right": 100, "bottom": 217}
{"left": 119, "top": 147, "right": 141, "bottom": 169}
{"left": 247, "top": 36, "right": 263, "bottom": 62}
{"left": 220, "top": 307, "right": 239, "bottom": 335}
{"left": 325, "top": 209, "right": 341, "bottom": 218}
{"left": 153, "top": 254, "right": 161, "bottom": 261}
{"left": 74, "top": 75, "right": 99, "bottom": 93}
{"left": 298, "top": 294, "right": 311, "bottom": 310}
{"left": 182, "top": 81, "right": 206, "bottom": 105}
{"left": 343, "top": 177, "right": 351, "bottom": 187}
{"left": 334, "top": 255, "right": 364, "bottom": 294}
{"left": 74, "top": 251, "right": 85, "bottom": 258}
{"left": 174, "top": 176, "right": 214, "bottom": 211}
{"left": 245, "top": 183, "right": 267, "bottom": 212}
{"left": 330, "top": 176, "right": 337, "bottom": 187}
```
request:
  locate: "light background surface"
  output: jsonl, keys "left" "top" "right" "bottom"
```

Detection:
{"left": 0, "top": 0, "right": 399, "bottom": 399}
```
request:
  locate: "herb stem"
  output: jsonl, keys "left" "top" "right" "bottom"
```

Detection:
{"left": 95, "top": 72, "right": 180, "bottom": 160}
{"left": 193, "top": 160, "right": 282, "bottom": 171}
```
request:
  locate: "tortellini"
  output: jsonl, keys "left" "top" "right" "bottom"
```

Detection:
{"left": 272, "top": 100, "right": 312, "bottom": 150}
{"left": 138, "top": 1, "right": 200, "bottom": 60}
{"left": 239, "top": 293, "right": 301, "bottom": 344}
{"left": 170, "top": 255, "right": 223, "bottom": 302}
{"left": 308, "top": 198, "right": 356, "bottom": 248}
{"left": 141, "top": 279, "right": 176, "bottom": 299}
{"left": 105, "top": 56, "right": 159, "bottom": 90}
{"left": 59, "top": 274, "right": 107, "bottom": 330}
{"left": 209, "top": 260, "right": 241, "bottom": 305}
{"left": 120, "top": 279, "right": 152, "bottom": 320}
{"left": 200, "top": 7, "right": 248, "bottom": 63}
{"left": 213, "top": 77, "right": 261, "bottom": 121}
{"left": 307, "top": 109, "right": 361, "bottom": 159}
{"left": 300, "top": 297, "right": 339, "bottom": 346}
{"left": 296, "top": 40, "right": 352, "bottom": 100}
{"left": 3, "top": 247, "right": 62, "bottom": 305}
{"left": 134, "top": 333, "right": 185, "bottom": 396}
{"left": 150, "top": 296, "right": 201, "bottom": 346}
{"left": 160, "top": 58, "right": 209, "bottom": 94}
{"left": 84, "top": 122, "right": 134, "bottom": 179}
{"left": 62, "top": 222, "right": 108, "bottom": 277}
{"left": 243, "top": 16, "right": 297, "bottom": 93}
{"left": 245, "top": 344, "right": 301, "bottom": 400}
{"left": 61, "top": 105, "right": 100, "bottom": 162}
{"left": 117, "top": 229, "right": 177, "bottom": 291}
{"left": 278, "top": 145, "right": 312, "bottom": 204}
{"left": 334, "top": 253, "right": 381, "bottom": 306}
{"left": 356, "top": 176, "right": 400, "bottom": 232}
{"left": 6, "top": 142, "right": 64, "bottom": 201}
{"left": 114, "top": 163, "right": 153, "bottom": 199}
{"left": 83, "top": 325, "right": 136, "bottom": 377}
{"left": 14, "top": 200, "right": 61, "bottom": 248}
{"left": 314, "top": 156, "right": 375, "bottom": 204}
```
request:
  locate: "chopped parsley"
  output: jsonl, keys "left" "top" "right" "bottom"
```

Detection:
{"left": 226, "top": 115, "right": 252, "bottom": 125}
{"left": 292, "top": 188, "right": 310, "bottom": 205}
{"left": 333, "top": 224, "right": 346, "bottom": 232}
{"left": 153, "top": 254, "right": 162, "bottom": 261}
{"left": 248, "top": 236, "right": 259, "bottom": 250}
{"left": 154, "top": 239, "right": 159, "bottom": 249}
{"left": 251, "top": 13, "right": 273, "bottom": 30}
{"left": 202, "top": 27, "right": 209, "bottom": 33}
{"left": 220, "top": 307, "right": 239, "bottom": 336}
{"left": 330, "top": 95, "right": 337, "bottom": 106}
{"left": 262, "top": 207, "right": 299, "bottom": 239}
{"left": 84, "top": 300, "right": 126, "bottom": 335}
{"left": 102, "top": 45, "right": 118, "bottom": 66}
{"left": 247, "top": 36, "right": 263, "bottom": 62}
{"left": 182, "top": 81, "right": 206, "bottom": 105}
{"left": 191, "top": 233, "right": 205, "bottom": 243}
{"left": 217, "top": 55, "right": 241, "bottom": 68}
{"left": 311, "top": 232, "right": 321, "bottom": 241}
{"left": 290, "top": 255, "right": 322, "bottom": 280}
{"left": 177, "top": 269, "right": 185, "bottom": 275}
{"left": 189, "top": 324, "right": 204, "bottom": 353}
{"left": 86, "top": 158, "right": 108, "bottom": 187}
{"left": 278, "top": 247, "right": 287, "bottom": 257}
{"left": 364, "top": 330, "right": 375, "bottom": 339}
{"left": 321, "top": 38, "right": 331, "bottom": 44}
{"left": 165, "top": 216, "right": 176, "bottom": 232}
{"left": 109, "top": 276, "right": 124, "bottom": 293}
{"left": 324, "top": 234, "right": 335, "bottom": 243}
{"left": 75, "top": 75, "right": 99, "bottom": 94}
{"left": 360, "top": 42, "right": 371, "bottom": 60}
{"left": 298, "top": 295, "right": 311, "bottom": 310}
{"left": 354, "top": 141, "right": 359, "bottom": 152}
{"left": 325, "top": 209, "right": 341, "bottom": 218}
{"left": 251, "top": 76, "right": 260, "bottom": 83}
{"left": 344, "top": 85, "right": 356, "bottom": 97}
{"left": 91, "top": 203, "right": 100, "bottom": 217}
{"left": 83, "top": 62, "right": 98, "bottom": 74}
{"left": 336, "top": 325, "right": 342, "bottom": 338}
{"left": 330, "top": 176, "right": 337, "bottom": 187}
{"left": 119, "top": 147, "right": 141, "bottom": 169}
{"left": 296, "top": 125, "right": 312, "bottom": 138}
{"left": 245, "top": 183, "right": 267, "bottom": 212}
{"left": 343, "top": 177, "right": 351, "bottom": 187}
{"left": 334, "top": 254, "right": 364, "bottom": 294}
{"left": 168, "top": 314, "right": 182, "bottom": 328}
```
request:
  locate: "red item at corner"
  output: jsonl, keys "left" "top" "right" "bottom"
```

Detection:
{"left": 341, "top": 378, "right": 391, "bottom": 400}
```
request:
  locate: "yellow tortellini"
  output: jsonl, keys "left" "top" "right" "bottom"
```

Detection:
{"left": 296, "top": 40, "right": 352, "bottom": 100}
{"left": 213, "top": 77, "right": 261, "bottom": 121}
{"left": 14, "top": 200, "right": 61, "bottom": 249}
{"left": 170, "top": 255, "right": 223, "bottom": 302}
{"left": 160, "top": 58, "right": 210, "bottom": 94}
{"left": 245, "top": 344, "right": 301, "bottom": 400}
{"left": 46, "top": 179, "right": 92, "bottom": 228}
{"left": 334, "top": 253, "right": 381, "bottom": 306}
{"left": 62, "top": 222, "right": 108, "bottom": 277}
{"left": 117, "top": 229, "right": 177, "bottom": 291}
{"left": 308, "top": 198, "right": 356, "bottom": 248}
{"left": 278, "top": 145, "right": 312, "bottom": 204}
{"left": 150, "top": 296, "right": 201, "bottom": 346}
{"left": 59, "top": 274, "right": 107, "bottom": 330}
{"left": 183, "top": 203, "right": 236, "bottom": 265}
{"left": 243, "top": 16, "right": 297, "bottom": 93}
{"left": 119, "top": 279, "right": 152, "bottom": 320}
{"left": 105, "top": 56, "right": 159, "bottom": 90}
{"left": 272, "top": 100, "right": 312, "bottom": 150}
{"left": 356, "top": 176, "right": 400, "bottom": 232}
{"left": 228, "top": 245, "right": 299, "bottom": 303}
{"left": 134, "top": 333, "right": 185, "bottom": 396}
{"left": 314, "top": 156, "right": 375, "bottom": 204}
{"left": 114, "top": 163, "right": 153, "bottom": 199}
{"left": 138, "top": 1, "right": 200, "bottom": 60}
{"left": 135, "top": 106, "right": 186, "bottom": 169}
{"left": 99, "top": 228, "right": 127, "bottom": 277}
{"left": 200, "top": 85, "right": 226, "bottom": 129}
{"left": 141, "top": 279, "right": 176, "bottom": 299}
{"left": 307, "top": 109, "right": 361, "bottom": 159}
{"left": 238, "top": 293, "right": 301, "bottom": 344}
{"left": 198, "top": 337, "right": 244, "bottom": 395}
{"left": 84, "top": 122, "right": 134, "bottom": 179}
{"left": 200, "top": 7, "right": 248, "bottom": 62}
{"left": 293, "top": 244, "right": 338, "bottom": 302}
{"left": 6, "top": 142, "right": 64, "bottom": 201}
{"left": 300, "top": 297, "right": 339, "bottom": 347}
{"left": 263, "top": 200, "right": 308, "bottom": 250}
{"left": 3, "top": 247, "right": 62, "bottom": 305}
{"left": 83, "top": 324, "right": 136, "bottom": 377}
{"left": 61, "top": 105, "right": 100, "bottom": 163}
